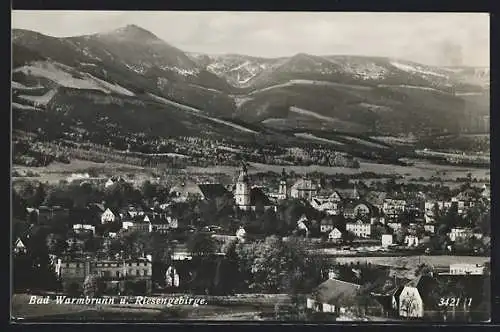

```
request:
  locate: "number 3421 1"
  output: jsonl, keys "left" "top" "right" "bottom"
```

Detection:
{"left": 438, "top": 297, "right": 472, "bottom": 307}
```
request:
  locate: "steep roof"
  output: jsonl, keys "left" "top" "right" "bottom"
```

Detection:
{"left": 312, "top": 278, "right": 361, "bottom": 306}
{"left": 249, "top": 187, "right": 273, "bottom": 206}
{"left": 198, "top": 183, "right": 231, "bottom": 200}
{"left": 291, "top": 178, "right": 317, "bottom": 191}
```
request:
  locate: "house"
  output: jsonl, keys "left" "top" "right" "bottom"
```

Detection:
{"left": 234, "top": 164, "right": 276, "bottom": 211}
{"left": 448, "top": 227, "right": 473, "bottom": 242}
{"left": 165, "top": 265, "right": 180, "bottom": 287}
{"left": 14, "top": 238, "right": 27, "bottom": 254}
{"left": 297, "top": 215, "right": 310, "bottom": 235}
{"left": 328, "top": 191, "right": 343, "bottom": 202}
{"left": 320, "top": 218, "right": 335, "bottom": 233}
{"left": 481, "top": 184, "right": 490, "bottom": 200}
{"left": 55, "top": 255, "right": 153, "bottom": 294}
{"left": 424, "top": 223, "right": 436, "bottom": 234}
{"left": 310, "top": 197, "right": 341, "bottom": 215}
{"left": 101, "top": 208, "right": 119, "bottom": 224}
{"left": 404, "top": 235, "right": 419, "bottom": 247}
{"left": 73, "top": 224, "right": 96, "bottom": 234}
{"left": 306, "top": 278, "right": 361, "bottom": 314}
{"left": 399, "top": 275, "right": 437, "bottom": 318}
{"left": 290, "top": 178, "right": 318, "bottom": 200}
{"left": 346, "top": 220, "right": 371, "bottom": 238}
{"left": 383, "top": 199, "right": 406, "bottom": 218}
{"left": 387, "top": 222, "right": 402, "bottom": 232}
{"left": 235, "top": 226, "right": 246, "bottom": 242}
{"left": 328, "top": 228, "right": 343, "bottom": 242}
{"left": 449, "top": 263, "right": 485, "bottom": 275}
{"left": 381, "top": 234, "right": 393, "bottom": 248}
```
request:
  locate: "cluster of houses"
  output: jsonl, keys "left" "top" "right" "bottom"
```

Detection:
{"left": 307, "top": 262, "right": 489, "bottom": 320}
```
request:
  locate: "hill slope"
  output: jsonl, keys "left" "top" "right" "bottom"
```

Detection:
{"left": 13, "top": 25, "right": 490, "bottom": 137}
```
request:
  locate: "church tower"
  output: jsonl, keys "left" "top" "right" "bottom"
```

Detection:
{"left": 278, "top": 168, "right": 288, "bottom": 200}
{"left": 235, "top": 163, "right": 251, "bottom": 208}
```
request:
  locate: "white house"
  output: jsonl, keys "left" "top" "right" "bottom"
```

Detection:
{"left": 297, "top": 216, "right": 309, "bottom": 235}
{"left": 404, "top": 235, "right": 419, "bottom": 247}
{"left": 383, "top": 199, "right": 406, "bottom": 217}
{"left": 449, "top": 263, "right": 485, "bottom": 275}
{"left": 290, "top": 178, "right": 318, "bottom": 200}
{"left": 236, "top": 226, "right": 246, "bottom": 242}
{"left": 14, "top": 238, "right": 27, "bottom": 254}
{"left": 73, "top": 224, "right": 96, "bottom": 234}
{"left": 424, "top": 224, "right": 436, "bottom": 234}
{"left": 448, "top": 227, "right": 473, "bottom": 242}
{"left": 165, "top": 265, "right": 180, "bottom": 287}
{"left": 381, "top": 234, "right": 393, "bottom": 247}
{"left": 346, "top": 220, "right": 371, "bottom": 238}
{"left": 328, "top": 228, "right": 343, "bottom": 242}
{"left": 310, "top": 197, "right": 341, "bottom": 215}
{"left": 320, "top": 218, "right": 335, "bottom": 233}
{"left": 387, "top": 222, "right": 402, "bottom": 231}
{"left": 101, "top": 208, "right": 117, "bottom": 224}
{"left": 122, "top": 220, "right": 135, "bottom": 230}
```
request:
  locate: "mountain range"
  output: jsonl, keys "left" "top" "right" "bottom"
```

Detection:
{"left": 12, "top": 24, "right": 490, "bottom": 142}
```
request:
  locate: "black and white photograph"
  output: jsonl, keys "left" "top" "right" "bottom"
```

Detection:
{"left": 10, "top": 11, "right": 491, "bottom": 322}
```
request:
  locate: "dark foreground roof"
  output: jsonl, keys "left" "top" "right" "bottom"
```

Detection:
{"left": 312, "top": 278, "right": 360, "bottom": 306}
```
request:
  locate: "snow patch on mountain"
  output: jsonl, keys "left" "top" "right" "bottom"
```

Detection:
{"left": 377, "top": 84, "right": 447, "bottom": 93}
{"left": 294, "top": 133, "right": 345, "bottom": 146}
{"left": 390, "top": 61, "right": 447, "bottom": 78}
{"left": 160, "top": 66, "right": 200, "bottom": 77}
{"left": 289, "top": 106, "right": 338, "bottom": 122}
{"left": 14, "top": 61, "right": 136, "bottom": 96}
{"left": 86, "top": 74, "right": 135, "bottom": 96}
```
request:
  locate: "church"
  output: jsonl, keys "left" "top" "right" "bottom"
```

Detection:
{"left": 234, "top": 163, "right": 277, "bottom": 212}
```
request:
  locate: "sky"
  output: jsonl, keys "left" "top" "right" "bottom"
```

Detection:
{"left": 11, "top": 11, "right": 490, "bottom": 67}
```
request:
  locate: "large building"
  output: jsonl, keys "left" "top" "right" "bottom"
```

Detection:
{"left": 234, "top": 164, "right": 276, "bottom": 211}
{"left": 54, "top": 255, "right": 153, "bottom": 294}
{"left": 290, "top": 177, "right": 318, "bottom": 200}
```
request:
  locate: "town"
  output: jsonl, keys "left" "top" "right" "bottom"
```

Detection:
{"left": 12, "top": 162, "right": 491, "bottom": 321}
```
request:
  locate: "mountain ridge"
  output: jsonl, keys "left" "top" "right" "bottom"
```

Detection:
{"left": 12, "top": 25, "right": 490, "bottom": 137}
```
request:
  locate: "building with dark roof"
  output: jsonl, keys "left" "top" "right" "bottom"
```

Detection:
{"left": 306, "top": 278, "right": 361, "bottom": 314}
{"left": 234, "top": 164, "right": 276, "bottom": 212}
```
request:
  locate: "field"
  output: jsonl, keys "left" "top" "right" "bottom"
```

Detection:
{"left": 187, "top": 160, "right": 490, "bottom": 180}
{"left": 12, "top": 155, "right": 490, "bottom": 186}
{"left": 332, "top": 255, "right": 490, "bottom": 269}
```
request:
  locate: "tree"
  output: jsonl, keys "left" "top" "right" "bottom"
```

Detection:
{"left": 187, "top": 232, "right": 218, "bottom": 257}
{"left": 235, "top": 236, "right": 326, "bottom": 293}
{"left": 83, "top": 274, "right": 105, "bottom": 297}
{"left": 415, "top": 263, "right": 435, "bottom": 277}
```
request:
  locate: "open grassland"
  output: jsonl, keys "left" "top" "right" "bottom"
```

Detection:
{"left": 332, "top": 255, "right": 490, "bottom": 269}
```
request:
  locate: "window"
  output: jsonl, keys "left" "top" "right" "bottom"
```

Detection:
{"left": 128, "top": 263, "right": 132, "bottom": 267}
{"left": 144, "top": 270, "right": 148, "bottom": 276}
{"left": 76, "top": 263, "right": 80, "bottom": 268}
{"left": 136, "top": 269, "right": 140, "bottom": 276}
{"left": 116, "top": 271, "right": 120, "bottom": 277}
